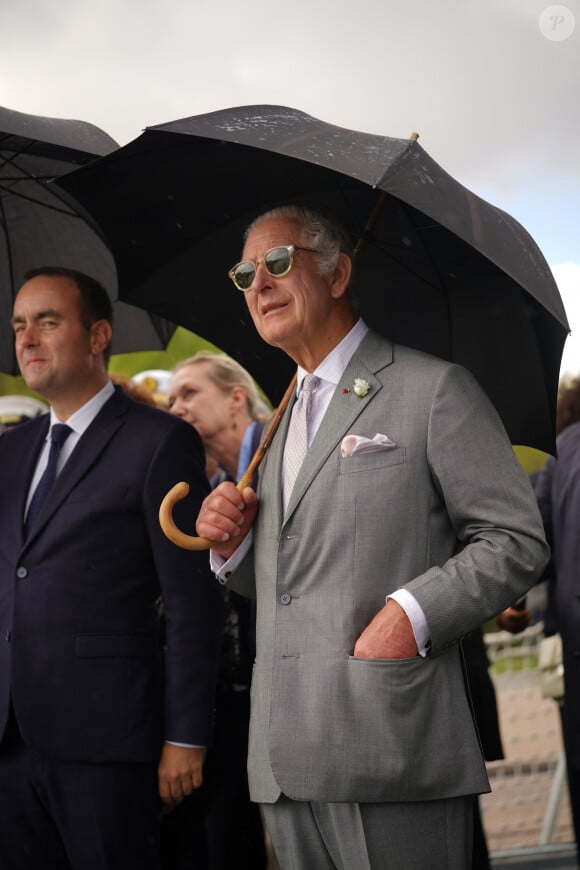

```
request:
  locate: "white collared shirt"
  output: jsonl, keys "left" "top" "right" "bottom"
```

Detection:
{"left": 25, "top": 380, "right": 115, "bottom": 516}
{"left": 294, "top": 317, "right": 369, "bottom": 444}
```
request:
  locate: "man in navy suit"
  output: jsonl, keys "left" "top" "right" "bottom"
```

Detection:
{"left": 534, "top": 410, "right": 580, "bottom": 862}
{"left": 0, "top": 268, "right": 224, "bottom": 869}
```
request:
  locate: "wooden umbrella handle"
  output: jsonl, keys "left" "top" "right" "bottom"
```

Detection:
{"left": 159, "top": 374, "right": 297, "bottom": 550}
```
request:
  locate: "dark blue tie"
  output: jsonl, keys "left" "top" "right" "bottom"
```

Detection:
{"left": 25, "top": 423, "right": 72, "bottom": 535}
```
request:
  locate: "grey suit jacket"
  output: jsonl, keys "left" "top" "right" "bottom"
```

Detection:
{"left": 226, "top": 331, "right": 549, "bottom": 803}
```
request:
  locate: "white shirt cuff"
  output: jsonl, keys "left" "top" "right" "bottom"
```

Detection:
{"left": 388, "top": 589, "right": 431, "bottom": 657}
{"left": 166, "top": 741, "right": 204, "bottom": 749}
{"left": 210, "top": 531, "right": 253, "bottom": 582}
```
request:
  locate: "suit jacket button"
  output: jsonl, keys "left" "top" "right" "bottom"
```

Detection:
{"left": 16, "top": 567, "right": 28, "bottom": 579}
{"left": 279, "top": 593, "right": 292, "bottom": 605}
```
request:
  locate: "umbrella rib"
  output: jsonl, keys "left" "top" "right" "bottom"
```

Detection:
{"left": 0, "top": 191, "right": 16, "bottom": 296}
{"left": 0, "top": 149, "right": 103, "bottom": 221}
{"left": 0, "top": 180, "right": 83, "bottom": 217}
{"left": 0, "top": 173, "right": 62, "bottom": 182}
{"left": 1, "top": 150, "right": 76, "bottom": 186}
{"left": 0, "top": 150, "right": 24, "bottom": 170}
{"left": 371, "top": 237, "right": 448, "bottom": 296}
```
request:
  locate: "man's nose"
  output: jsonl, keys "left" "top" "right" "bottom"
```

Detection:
{"left": 249, "top": 261, "right": 271, "bottom": 293}
{"left": 15, "top": 323, "right": 38, "bottom": 345}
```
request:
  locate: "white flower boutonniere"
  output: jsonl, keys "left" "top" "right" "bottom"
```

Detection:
{"left": 353, "top": 378, "right": 370, "bottom": 398}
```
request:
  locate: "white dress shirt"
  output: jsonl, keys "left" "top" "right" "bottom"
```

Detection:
{"left": 25, "top": 380, "right": 115, "bottom": 517}
{"left": 211, "top": 319, "right": 431, "bottom": 655}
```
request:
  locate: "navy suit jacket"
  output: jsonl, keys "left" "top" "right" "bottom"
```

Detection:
{"left": 0, "top": 386, "right": 224, "bottom": 763}
{"left": 535, "top": 421, "right": 580, "bottom": 767}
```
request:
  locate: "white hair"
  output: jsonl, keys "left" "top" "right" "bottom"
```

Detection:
{"left": 244, "top": 205, "right": 353, "bottom": 276}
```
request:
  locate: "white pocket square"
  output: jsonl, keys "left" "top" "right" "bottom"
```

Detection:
{"left": 340, "top": 433, "right": 397, "bottom": 458}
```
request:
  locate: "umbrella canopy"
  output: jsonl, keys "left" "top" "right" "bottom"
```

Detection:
{"left": 57, "top": 105, "right": 569, "bottom": 453}
{"left": 0, "top": 105, "right": 177, "bottom": 374}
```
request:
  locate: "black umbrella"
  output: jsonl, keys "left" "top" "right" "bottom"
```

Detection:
{"left": 57, "top": 104, "right": 569, "bottom": 454}
{"left": 0, "top": 105, "right": 177, "bottom": 374}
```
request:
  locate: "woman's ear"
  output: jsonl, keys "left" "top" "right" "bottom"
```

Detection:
{"left": 229, "top": 385, "right": 247, "bottom": 414}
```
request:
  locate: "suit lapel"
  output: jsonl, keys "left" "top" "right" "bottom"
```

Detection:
{"left": 282, "top": 331, "right": 395, "bottom": 523}
{"left": 7, "top": 416, "right": 50, "bottom": 548}
{"left": 22, "top": 388, "right": 129, "bottom": 547}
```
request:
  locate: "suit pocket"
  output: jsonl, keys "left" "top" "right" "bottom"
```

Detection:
{"left": 75, "top": 633, "right": 156, "bottom": 658}
{"left": 338, "top": 446, "right": 406, "bottom": 474}
{"left": 268, "top": 649, "right": 486, "bottom": 802}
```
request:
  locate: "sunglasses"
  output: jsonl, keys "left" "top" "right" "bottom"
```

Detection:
{"left": 228, "top": 245, "right": 318, "bottom": 292}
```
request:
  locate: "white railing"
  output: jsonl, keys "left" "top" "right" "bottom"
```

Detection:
{"left": 481, "top": 623, "right": 574, "bottom": 856}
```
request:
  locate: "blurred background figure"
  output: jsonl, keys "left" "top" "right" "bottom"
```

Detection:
{"left": 109, "top": 372, "right": 158, "bottom": 407}
{"left": 132, "top": 368, "right": 173, "bottom": 408}
{"left": 169, "top": 352, "right": 270, "bottom": 483}
{"left": 163, "top": 351, "right": 270, "bottom": 870}
{"left": 464, "top": 605, "right": 532, "bottom": 869}
{"left": 533, "top": 375, "right": 580, "bottom": 863}
{"left": 0, "top": 395, "right": 48, "bottom": 434}
{"left": 554, "top": 377, "right": 580, "bottom": 438}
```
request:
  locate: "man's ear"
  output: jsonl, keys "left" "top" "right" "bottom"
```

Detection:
{"left": 90, "top": 319, "right": 113, "bottom": 357}
{"left": 329, "top": 253, "right": 352, "bottom": 300}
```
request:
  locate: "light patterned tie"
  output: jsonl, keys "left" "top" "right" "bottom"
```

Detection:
{"left": 282, "top": 374, "right": 319, "bottom": 512}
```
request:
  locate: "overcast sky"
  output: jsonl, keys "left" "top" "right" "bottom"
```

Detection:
{"left": 1, "top": 0, "right": 579, "bottom": 372}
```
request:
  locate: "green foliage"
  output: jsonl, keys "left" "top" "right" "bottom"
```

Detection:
{"left": 107, "top": 327, "right": 220, "bottom": 377}
{"left": 491, "top": 654, "right": 539, "bottom": 675}
{"left": 512, "top": 445, "right": 549, "bottom": 475}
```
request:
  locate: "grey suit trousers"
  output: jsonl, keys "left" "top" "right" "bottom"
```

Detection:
{"left": 263, "top": 794, "right": 474, "bottom": 870}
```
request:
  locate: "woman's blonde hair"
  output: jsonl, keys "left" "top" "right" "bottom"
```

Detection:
{"left": 173, "top": 352, "right": 269, "bottom": 421}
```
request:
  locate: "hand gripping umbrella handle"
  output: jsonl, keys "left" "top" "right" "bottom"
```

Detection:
{"left": 159, "top": 374, "right": 298, "bottom": 550}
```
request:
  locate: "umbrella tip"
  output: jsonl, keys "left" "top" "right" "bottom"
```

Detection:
{"left": 409, "top": 131, "right": 420, "bottom": 141}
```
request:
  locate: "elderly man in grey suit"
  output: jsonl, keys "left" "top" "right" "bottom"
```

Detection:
{"left": 196, "top": 205, "right": 549, "bottom": 869}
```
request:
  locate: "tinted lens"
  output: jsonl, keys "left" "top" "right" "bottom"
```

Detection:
{"left": 233, "top": 261, "right": 257, "bottom": 290}
{"left": 264, "top": 247, "right": 293, "bottom": 276}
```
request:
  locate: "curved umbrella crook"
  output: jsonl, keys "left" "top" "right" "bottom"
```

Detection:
{"left": 159, "top": 374, "right": 297, "bottom": 550}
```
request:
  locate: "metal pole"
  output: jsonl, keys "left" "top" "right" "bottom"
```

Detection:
{"left": 539, "top": 748, "right": 567, "bottom": 845}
